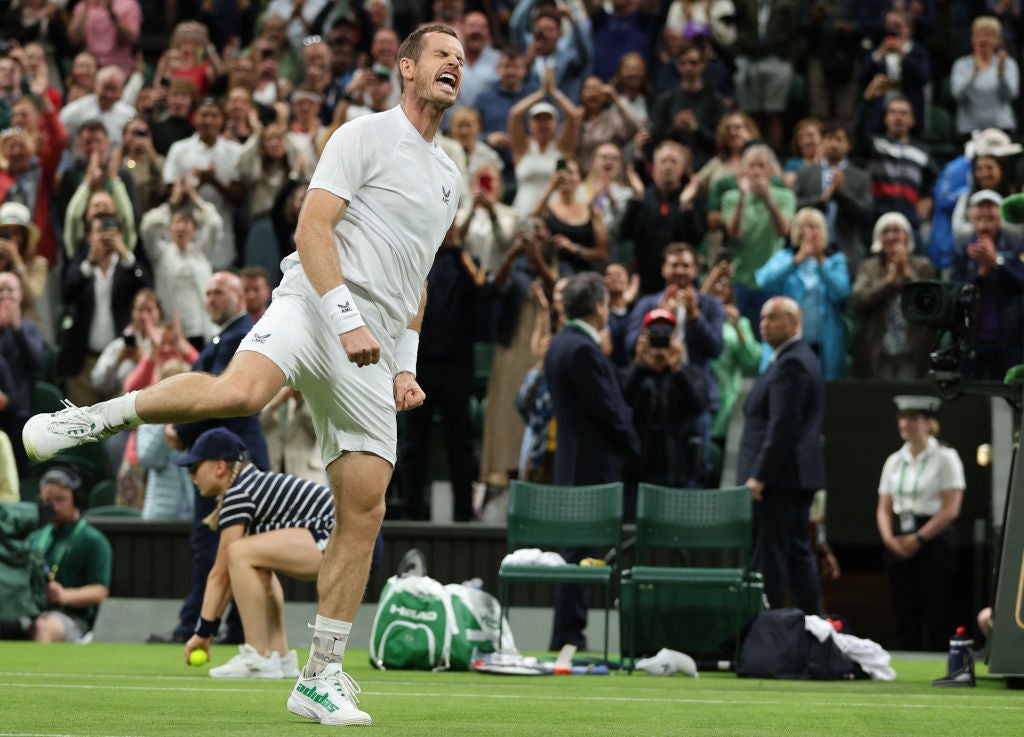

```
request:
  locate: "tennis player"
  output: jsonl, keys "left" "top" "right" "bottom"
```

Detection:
{"left": 24, "top": 24, "right": 464, "bottom": 725}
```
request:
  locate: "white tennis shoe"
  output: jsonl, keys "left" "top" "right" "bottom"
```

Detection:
{"left": 209, "top": 644, "right": 283, "bottom": 679}
{"left": 22, "top": 400, "right": 129, "bottom": 461}
{"left": 287, "top": 663, "right": 372, "bottom": 726}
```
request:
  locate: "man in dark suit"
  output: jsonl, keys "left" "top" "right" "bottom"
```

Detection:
{"left": 57, "top": 214, "right": 151, "bottom": 407}
{"left": 737, "top": 297, "right": 825, "bottom": 614}
{"left": 544, "top": 272, "right": 640, "bottom": 650}
{"left": 146, "top": 271, "right": 269, "bottom": 645}
{"left": 792, "top": 122, "right": 873, "bottom": 278}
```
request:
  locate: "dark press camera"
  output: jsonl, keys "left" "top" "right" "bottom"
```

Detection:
{"left": 648, "top": 323, "right": 673, "bottom": 349}
{"left": 901, "top": 280, "right": 979, "bottom": 382}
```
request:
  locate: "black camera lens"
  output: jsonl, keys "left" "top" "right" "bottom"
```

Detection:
{"left": 914, "top": 288, "right": 937, "bottom": 312}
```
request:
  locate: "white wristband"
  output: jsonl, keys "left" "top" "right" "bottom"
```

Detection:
{"left": 321, "top": 284, "right": 365, "bottom": 336}
{"left": 394, "top": 329, "right": 419, "bottom": 377}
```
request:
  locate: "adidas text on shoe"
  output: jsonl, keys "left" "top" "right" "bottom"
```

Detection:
{"left": 287, "top": 664, "right": 372, "bottom": 726}
{"left": 209, "top": 644, "right": 283, "bottom": 679}
{"left": 22, "top": 401, "right": 127, "bottom": 462}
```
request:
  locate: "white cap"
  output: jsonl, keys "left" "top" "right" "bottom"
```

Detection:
{"left": 894, "top": 395, "right": 942, "bottom": 414}
{"left": 969, "top": 189, "right": 1004, "bottom": 208}
{"left": 529, "top": 102, "right": 557, "bottom": 118}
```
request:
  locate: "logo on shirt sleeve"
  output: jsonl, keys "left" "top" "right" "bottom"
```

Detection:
{"left": 441, "top": 186, "right": 451, "bottom": 205}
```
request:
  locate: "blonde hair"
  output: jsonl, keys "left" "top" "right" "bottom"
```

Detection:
{"left": 159, "top": 358, "right": 191, "bottom": 380}
{"left": 202, "top": 460, "right": 248, "bottom": 530}
{"left": 972, "top": 15, "right": 1002, "bottom": 40}
{"left": 790, "top": 207, "right": 828, "bottom": 245}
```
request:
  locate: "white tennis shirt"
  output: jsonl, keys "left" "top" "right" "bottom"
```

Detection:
{"left": 280, "top": 105, "right": 462, "bottom": 341}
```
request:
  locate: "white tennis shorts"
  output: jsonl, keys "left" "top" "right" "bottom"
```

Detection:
{"left": 237, "top": 271, "right": 398, "bottom": 467}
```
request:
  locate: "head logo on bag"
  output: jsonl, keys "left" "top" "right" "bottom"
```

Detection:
{"left": 370, "top": 575, "right": 516, "bottom": 671}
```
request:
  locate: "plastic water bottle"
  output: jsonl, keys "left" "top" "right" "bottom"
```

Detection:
{"left": 947, "top": 626, "right": 973, "bottom": 674}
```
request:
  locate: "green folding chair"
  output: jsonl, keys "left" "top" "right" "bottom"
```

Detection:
{"left": 498, "top": 480, "right": 623, "bottom": 663}
{"left": 621, "top": 484, "right": 763, "bottom": 672}
{"left": 32, "top": 380, "right": 65, "bottom": 414}
{"left": 88, "top": 479, "right": 117, "bottom": 509}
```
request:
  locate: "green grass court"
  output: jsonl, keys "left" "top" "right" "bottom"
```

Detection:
{"left": 1, "top": 643, "right": 1021, "bottom": 736}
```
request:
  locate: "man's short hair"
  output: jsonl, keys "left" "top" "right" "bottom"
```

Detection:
{"left": 663, "top": 242, "right": 696, "bottom": 262}
{"left": 653, "top": 139, "right": 687, "bottom": 164}
{"left": 534, "top": 7, "right": 561, "bottom": 28}
{"left": 561, "top": 272, "right": 608, "bottom": 321}
{"left": 885, "top": 95, "right": 912, "bottom": 113}
{"left": 396, "top": 24, "right": 459, "bottom": 92}
{"left": 240, "top": 265, "right": 270, "bottom": 282}
{"left": 170, "top": 204, "right": 197, "bottom": 223}
{"left": 167, "top": 77, "right": 200, "bottom": 102}
{"left": 78, "top": 119, "right": 109, "bottom": 138}
{"left": 740, "top": 142, "right": 778, "bottom": 168}
{"left": 12, "top": 94, "right": 42, "bottom": 112}
{"left": 499, "top": 45, "right": 524, "bottom": 61}
{"left": 397, "top": 24, "right": 458, "bottom": 66}
{"left": 820, "top": 120, "right": 849, "bottom": 139}
{"left": 95, "top": 65, "right": 126, "bottom": 88}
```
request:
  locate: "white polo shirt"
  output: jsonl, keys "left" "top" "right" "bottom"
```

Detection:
{"left": 279, "top": 105, "right": 462, "bottom": 342}
{"left": 162, "top": 134, "right": 243, "bottom": 270}
{"left": 877, "top": 436, "right": 966, "bottom": 516}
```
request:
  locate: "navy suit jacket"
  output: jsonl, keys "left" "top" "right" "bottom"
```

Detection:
{"left": 175, "top": 312, "right": 270, "bottom": 470}
{"left": 736, "top": 338, "right": 825, "bottom": 492}
{"left": 544, "top": 323, "right": 640, "bottom": 486}
{"left": 56, "top": 253, "right": 151, "bottom": 377}
{"left": 626, "top": 290, "right": 724, "bottom": 410}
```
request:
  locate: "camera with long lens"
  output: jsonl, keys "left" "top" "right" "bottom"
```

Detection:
{"left": 901, "top": 280, "right": 979, "bottom": 382}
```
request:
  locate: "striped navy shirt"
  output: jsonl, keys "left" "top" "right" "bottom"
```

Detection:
{"left": 218, "top": 465, "right": 335, "bottom": 543}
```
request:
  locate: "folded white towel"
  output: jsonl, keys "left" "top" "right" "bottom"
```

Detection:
{"left": 501, "top": 548, "right": 568, "bottom": 566}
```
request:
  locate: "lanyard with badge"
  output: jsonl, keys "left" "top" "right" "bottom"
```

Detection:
{"left": 896, "top": 453, "right": 929, "bottom": 533}
{"left": 34, "top": 518, "right": 86, "bottom": 581}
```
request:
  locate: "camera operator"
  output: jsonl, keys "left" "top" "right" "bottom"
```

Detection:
{"left": 951, "top": 189, "right": 1024, "bottom": 379}
{"left": 626, "top": 242, "right": 724, "bottom": 483}
{"left": 620, "top": 308, "right": 708, "bottom": 520}
{"left": 0, "top": 467, "right": 112, "bottom": 642}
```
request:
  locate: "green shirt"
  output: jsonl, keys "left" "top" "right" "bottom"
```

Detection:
{"left": 721, "top": 184, "right": 796, "bottom": 289}
{"left": 711, "top": 316, "right": 762, "bottom": 439}
{"left": 27, "top": 519, "right": 112, "bottom": 631}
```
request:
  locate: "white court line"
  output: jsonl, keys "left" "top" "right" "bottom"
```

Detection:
{"left": 0, "top": 671, "right": 1014, "bottom": 702}
{"left": 0, "top": 734, "right": 143, "bottom": 737}
{"left": 2, "top": 681, "right": 1022, "bottom": 711}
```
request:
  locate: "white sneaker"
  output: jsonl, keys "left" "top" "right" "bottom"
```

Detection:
{"left": 209, "top": 644, "right": 283, "bottom": 679}
{"left": 287, "top": 663, "right": 372, "bottom": 726}
{"left": 22, "top": 400, "right": 128, "bottom": 461}
{"left": 279, "top": 650, "right": 300, "bottom": 678}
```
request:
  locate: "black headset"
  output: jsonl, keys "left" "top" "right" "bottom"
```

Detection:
{"left": 42, "top": 466, "right": 85, "bottom": 509}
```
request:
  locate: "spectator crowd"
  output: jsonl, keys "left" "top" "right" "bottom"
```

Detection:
{"left": 0, "top": 1, "right": 1020, "bottom": 542}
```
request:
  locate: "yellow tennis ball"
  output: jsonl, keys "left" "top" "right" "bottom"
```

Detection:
{"left": 189, "top": 649, "right": 208, "bottom": 666}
